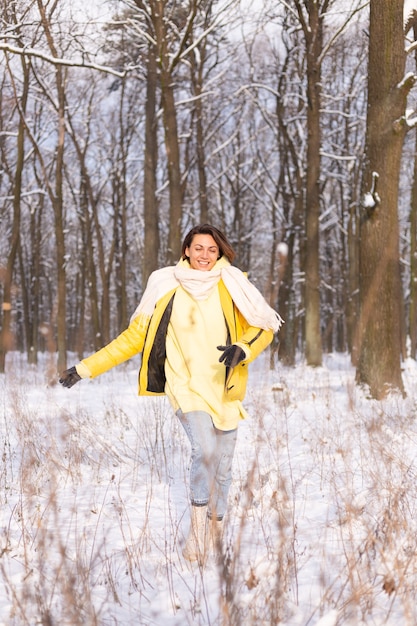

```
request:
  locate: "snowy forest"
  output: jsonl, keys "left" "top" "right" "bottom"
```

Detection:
{"left": 1, "top": 0, "right": 417, "bottom": 392}
{"left": 4, "top": 2, "right": 417, "bottom": 626}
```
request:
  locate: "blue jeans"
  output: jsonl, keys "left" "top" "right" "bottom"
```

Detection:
{"left": 177, "top": 410, "right": 238, "bottom": 520}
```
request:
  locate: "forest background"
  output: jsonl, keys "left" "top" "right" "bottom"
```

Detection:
{"left": 1, "top": 0, "right": 416, "bottom": 398}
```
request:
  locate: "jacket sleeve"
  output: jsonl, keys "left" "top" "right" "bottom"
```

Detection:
{"left": 236, "top": 317, "right": 274, "bottom": 363}
{"left": 218, "top": 279, "right": 275, "bottom": 363}
{"left": 80, "top": 316, "right": 149, "bottom": 378}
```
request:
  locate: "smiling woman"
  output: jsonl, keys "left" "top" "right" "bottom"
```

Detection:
{"left": 185, "top": 234, "right": 219, "bottom": 271}
{"left": 59, "top": 223, "right": 283, "bottom": 565}
{"left": 181, "top": 223, "right": 236, "bottom": 270}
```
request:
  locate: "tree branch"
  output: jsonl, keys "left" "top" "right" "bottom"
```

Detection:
{"left": 0, "top": 43, "right": 126, "bottom": 78}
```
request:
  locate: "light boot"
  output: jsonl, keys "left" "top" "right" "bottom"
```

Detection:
{"left": 182, "top": 505, "right": 208, "bottom": 564}
{"left": 208, "top": 518, "right": 223, "bottom": 563}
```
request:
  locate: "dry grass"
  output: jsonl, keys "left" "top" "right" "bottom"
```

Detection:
{"left": 0, "top": 353, "right": 417, "bottom": 625}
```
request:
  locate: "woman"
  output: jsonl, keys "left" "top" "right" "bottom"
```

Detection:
{"left": 60, "top": 224, "right": 282, "bottom": 565}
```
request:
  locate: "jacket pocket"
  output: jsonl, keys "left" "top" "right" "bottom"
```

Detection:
{"left": 224, "top": 364, "right": 248, "bottom": 401}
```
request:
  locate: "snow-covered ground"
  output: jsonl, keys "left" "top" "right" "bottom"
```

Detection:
{"left": 1, "top": 351, "right": 417, "bottom": 625}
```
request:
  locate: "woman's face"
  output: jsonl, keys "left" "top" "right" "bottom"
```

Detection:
{"left": 185, "top": 234, "right": 219, "bottom": 271}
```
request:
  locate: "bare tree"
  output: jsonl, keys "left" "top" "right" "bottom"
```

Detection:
{"left": 281, "top": 0, "right": 364, "bottom": 366}
{"left": 0, "top": 1, "right": 32, "bottom": 372}
{"left": 128, "top": 0, "right": 238, "bottom": 263}
{"left": 36, "top": 0, "right": 69, "bottom": 374}
{"left": 0, "top": 55, "right": 29, "bottom": 372}
{"left": 142, "top": 44, "right": 160, "bottom": 282}
{"left": 0, "top": 0, "right": 132, "bottom": 367}
{"left": 129, "top": 0, "right": 189, "bottom": 264}
{"left": 291, "top": 0, "right": 331, "bottom": 367}
{"left": 356, "top": 0, "right": 413, "bottom": 397}
{"left": 405, "top": 9, "right": 417, "bottom": 358}
{"left": 3, "top": 0, "right": 417, "bottom": 380}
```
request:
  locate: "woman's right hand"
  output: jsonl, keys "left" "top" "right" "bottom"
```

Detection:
{"left": 59, "top": 366, "right": 81, "bottom": 388}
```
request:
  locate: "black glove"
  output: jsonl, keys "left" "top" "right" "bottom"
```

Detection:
{"left": 59, "top": 366, "right": 81, "bottom": 388}
{"left": 217, "top": 345, "right": 246, "bottom": 368}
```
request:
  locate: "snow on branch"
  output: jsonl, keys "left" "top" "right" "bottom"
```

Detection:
{"left": 0, "top": 43, "right": 126, "bottom": 78}
{"left": 391, "top": 73, "right": 417, "bottom": 133}
{"left": 393, "top": 108, "right": 417, "bottom": 131}
{"left": 397, "top": 71, "right": 416, "bottom": 92}
{"left": 405, "top": 0, "right": 417, "bottom": 37}
{"left": 393, "top": 106, "right": 417, "bottom": 132}
{"left": 405, "top": 112, "right": 417, "bottom": 129}
{"left": 405, "top": 40, "right": 417, "bottom": 54}
{"left": 361, "top": 172, "right": 380, "bottom": 219}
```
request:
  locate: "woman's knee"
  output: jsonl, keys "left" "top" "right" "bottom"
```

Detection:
{"left": 179, "top": 410, "right": 216, "bottom": 453}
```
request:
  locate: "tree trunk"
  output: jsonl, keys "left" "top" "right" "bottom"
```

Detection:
{"left": 161, "top": 70, "right": 183, "bottom": 264}
{"left": 152, "top": 0, "right": 183, "bottom": 264}
{"left": 191, "top": 39, "right": 209, "bottom": 224}
{"left": 274, "top": 54, "right": 304, "bottom": 366}
{"left": 37, "top": 0, "right": 67, "bottom": 374}
{"left": 143, "top": 44, "right": 160, "bottom": 284}
{"left": 299, "top": 0, "right": 324, "bottom": 367}
{"left": 356, "top": 0, "right": 407, "bottom": 397}
{"left": 65, "top": 103, "right": 101, "bottom": 352}
{"left": 408, "top": 22, "right": 417, "bottom": 359}
{"left": 0, "top": 53, "right": 29, "bottom": 373}
{"left": 19, "top": 191, "right": 43, "bottom": 365}
{"left": 53, "top": 70, "right": 68, "bottom": 374}
{"left": 410, "top": 128, "right": 417, "bottom": 358}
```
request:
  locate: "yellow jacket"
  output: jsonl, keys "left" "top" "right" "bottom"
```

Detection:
{"left": 81, "top": 280, "right": 273, "bottom": 402}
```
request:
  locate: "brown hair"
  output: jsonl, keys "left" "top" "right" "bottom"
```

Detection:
{"left": 181, "top": 224, "right": 236, "bottom": 263}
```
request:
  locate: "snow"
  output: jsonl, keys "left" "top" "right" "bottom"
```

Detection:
{"left": 362, "top": 191, "right": 376, "bottom": 209}
{"left": 404, "top": 0, "right": 417, "bottom": 27}
{"left": 1, "top": 351, "right": 417, "bottom": 624}
{"left": 277, "top": 242, "right": 289, "bottom": 258}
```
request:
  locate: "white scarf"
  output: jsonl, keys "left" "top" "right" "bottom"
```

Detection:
{"left": 130, "top": 257, "right": 283, "bottom": 332}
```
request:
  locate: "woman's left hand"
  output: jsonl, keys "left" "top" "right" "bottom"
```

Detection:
{"left": 217, "top": 345, "right": 246, "bottom": 368}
